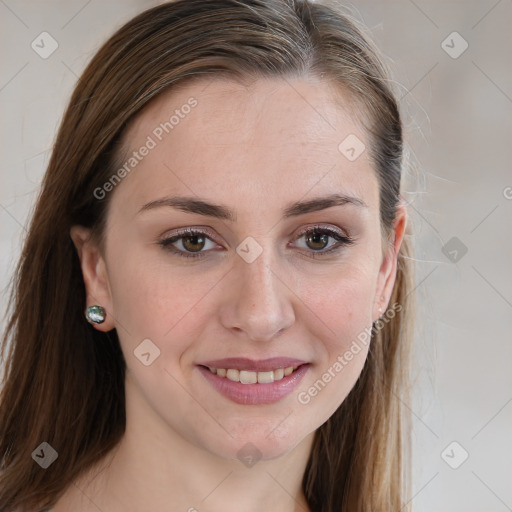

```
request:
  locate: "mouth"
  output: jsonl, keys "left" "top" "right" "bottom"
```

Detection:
{"left": 196, "top": 357, "right": 310, "bottom": 405}
{"left": 199, "top": 365, "right": 302, "bottom": 384}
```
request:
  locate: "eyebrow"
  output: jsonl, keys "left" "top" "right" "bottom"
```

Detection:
{"left": 137, "top": 193, "right": 367, "bottom": 221}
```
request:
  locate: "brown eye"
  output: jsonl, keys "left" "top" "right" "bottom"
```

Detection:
{"left": 305, "top": 231, "right": 330, "bottom": 251}
{"left": 158, "top": 229, "right": 219, "bottom": 259}
{"left": 181, "top": 234, "right": 206, "bottom": 252}
{"left": 292, "top": 226, "right": 354, "bottom": 258}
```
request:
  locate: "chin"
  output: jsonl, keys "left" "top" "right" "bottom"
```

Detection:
{"left": 200, "top": 418, "right": 313, "bottom": 464}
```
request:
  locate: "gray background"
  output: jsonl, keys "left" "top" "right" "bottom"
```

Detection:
{"left": 1, "top": 1, "right": 511, "bottom": 510}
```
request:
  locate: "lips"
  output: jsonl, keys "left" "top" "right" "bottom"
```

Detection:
{"left": 196, "top": 357, "right": 310, "bottom": 405}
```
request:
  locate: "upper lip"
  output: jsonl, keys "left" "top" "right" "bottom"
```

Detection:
{"left": 198, "top": 357, "right": 308, "bottom": 372}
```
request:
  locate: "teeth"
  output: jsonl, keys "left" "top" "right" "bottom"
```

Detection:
{"left": 257, "top": 370, "right": 274, "bottom": 384}
{"left": 226, "top": 369, "right": 239, "bottom": 382}
{"left": 208, "top": 365, "right": 298, "bottom": 384}
{"left": 240, "top": 370, "right": 257, "bottom": 384}
{"left": 273, "top": 368, "right": 284, "bottom": 380}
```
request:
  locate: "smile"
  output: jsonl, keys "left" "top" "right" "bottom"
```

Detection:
{"left": 197, "top": 357, "right": 310, "bottom": 405}
{"left": 205, "top": 366, "right": 299, "bottom": 384}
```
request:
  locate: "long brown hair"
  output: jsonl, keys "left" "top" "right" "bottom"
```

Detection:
{"left": 0, "top": 1, "right": 415, "bottom": 510}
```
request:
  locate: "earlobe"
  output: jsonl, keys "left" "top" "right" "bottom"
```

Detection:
{"left": 70, "top": 225, "right": 116, "bottom": 331}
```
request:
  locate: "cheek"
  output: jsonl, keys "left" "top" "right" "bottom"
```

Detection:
{"left": 293, "top": 264, "right": 377, "bottom": 412}
{"left": 106, "top": 248, "right": 224, "bottom": 357}
{"left": 301, "top": 262, "right": 377, "bottom": 344}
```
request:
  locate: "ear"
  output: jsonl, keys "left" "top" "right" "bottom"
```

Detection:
{"left": 70, "top": 225, "right": 116, "bottom": 332}
{"left": 372, "top": 202, "right": 408, "bottom": 322}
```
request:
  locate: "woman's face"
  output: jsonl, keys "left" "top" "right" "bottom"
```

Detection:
{"left": 73, "top": 76, "right": 405, "bottom": 462}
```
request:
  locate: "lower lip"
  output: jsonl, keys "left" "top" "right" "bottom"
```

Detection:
{"left": 197, "top": 364, "right": 310, "bottom": 405}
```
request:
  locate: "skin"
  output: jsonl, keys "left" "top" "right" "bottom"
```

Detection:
{"left": 61, "top": 76, "right": 407, "bottom": 512}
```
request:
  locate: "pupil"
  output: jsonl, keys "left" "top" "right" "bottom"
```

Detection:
{"left": 184, "top": 235, "right": 205, "bottom": 252}
{"left": 307, "top": 233, "right": 328, "bottom": 250}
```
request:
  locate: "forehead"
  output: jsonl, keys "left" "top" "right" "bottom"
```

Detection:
{"left": 110, "top": 76, "right": 378, "bottom": 218}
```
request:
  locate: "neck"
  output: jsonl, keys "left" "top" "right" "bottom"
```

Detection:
{"left": 69, "top": 372, "right": 314, "bottom": 512}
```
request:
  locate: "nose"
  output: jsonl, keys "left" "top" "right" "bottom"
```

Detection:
{"left": 218, "top": 242, "right": 295, "bottom": 342}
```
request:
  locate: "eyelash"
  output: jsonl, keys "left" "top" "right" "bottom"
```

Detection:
{"left": 157, "top": 226, "right": 354, "bottom": 260}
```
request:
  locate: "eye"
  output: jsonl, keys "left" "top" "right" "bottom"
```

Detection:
{"left": 158, "top": 228, "right": 220, "bottom": 259}
{"left": 291, "top": 225, "right": 354, "bottom": 258}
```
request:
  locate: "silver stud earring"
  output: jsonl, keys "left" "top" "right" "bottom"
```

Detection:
{"left": 86, "top": 305, "right": 106, "bottom": 324}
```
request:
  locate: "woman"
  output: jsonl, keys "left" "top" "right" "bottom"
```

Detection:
{"left": 0, "top": 0, "right": 415, "bottom": 510}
